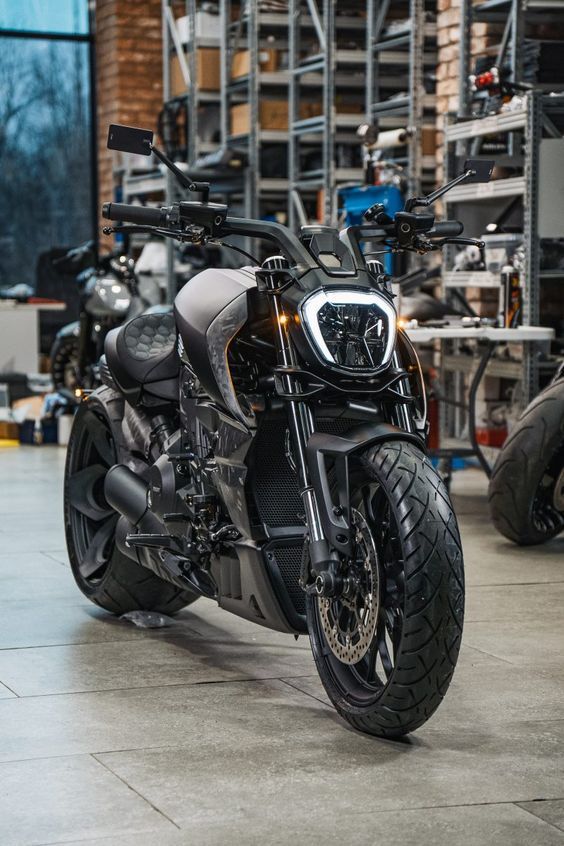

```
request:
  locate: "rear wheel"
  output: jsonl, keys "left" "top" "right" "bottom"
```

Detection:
{"left": 307, "top": 441, "right": 464, "bottom": 738}
{"left": 488, "top": 379, "right": 564, "bottom": 545}
{"left": 64, "top": 386, "right": 198, "bottom": 615}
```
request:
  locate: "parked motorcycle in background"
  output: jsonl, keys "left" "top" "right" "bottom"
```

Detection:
{"left": 50, "top": 241, "right": 142, "bottom": 392}
{"left": 63, "top": 125, "right": 493, "bottom": 737}
{"left": 489, "top": 363, "right": 564, "bottom": 544}
{"left": 50, "top": 239, "right": 209, "bottom": 394}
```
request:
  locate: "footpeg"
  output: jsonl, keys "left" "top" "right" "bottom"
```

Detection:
{"left": 125, "top": 533, "right": 181, "bottom": 552}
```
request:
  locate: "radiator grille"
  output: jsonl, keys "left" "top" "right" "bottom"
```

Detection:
{"left": 251, "top": 416, "right": 357, "bottom": 529}
{"left": 252, "top": 419, "right": 302, "bottom": 527}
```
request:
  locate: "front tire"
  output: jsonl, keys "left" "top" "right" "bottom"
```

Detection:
{"left": 488, "top": 379, "right": 564, "bottom": 545}
{"left": 64, "top": 386, "right": 198, "bottom": 615}
{"left": 307, "top": 441, "right": 464, "bottom": 738}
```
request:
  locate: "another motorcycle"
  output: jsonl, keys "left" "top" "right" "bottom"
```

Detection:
{"left": 489, "top": 363, "right": 564, "bottom": 545}
{"left": 64, "top": 125, "right": 490, "bottom": 737}
{"left": 50, "top": 241, "right": 141, "bottom": 392}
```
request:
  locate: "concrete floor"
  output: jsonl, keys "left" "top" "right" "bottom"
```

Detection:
{"left": 1, "top": 446, "right": 564, "bottom": 846}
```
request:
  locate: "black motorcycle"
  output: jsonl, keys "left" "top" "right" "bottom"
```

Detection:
{"left": 64, "top": 125, "right": 490, "bottom": 737}
{"left": 50, "top": 241, "right": 141, "bottom": 392}
{"left": 489, "top": 363, "right": 564, "bottom": 545}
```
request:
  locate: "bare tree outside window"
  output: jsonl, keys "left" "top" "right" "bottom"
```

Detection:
{"left": 0, "top": 35, "right": 93, "bottom": 287}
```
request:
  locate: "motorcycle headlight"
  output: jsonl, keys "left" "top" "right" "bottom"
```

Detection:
{"left": 300, "top": 289, "right": 396, "bottom": 372}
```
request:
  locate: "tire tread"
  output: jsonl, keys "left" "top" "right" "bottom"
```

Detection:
{"left": 307, "top": 441, "right": 464, "bottom": 738}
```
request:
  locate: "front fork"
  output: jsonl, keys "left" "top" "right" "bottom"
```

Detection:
{"left": 260, "top": 259, "right": 341, "bottom": 595}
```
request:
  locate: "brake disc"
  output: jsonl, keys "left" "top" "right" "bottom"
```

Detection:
{"left": 318, "top": 509, "right": 380, "bottom": 665}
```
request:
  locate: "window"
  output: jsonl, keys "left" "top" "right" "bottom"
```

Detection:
{"left": 0, "top": 1, "right": 94, "bottom": 287}
{"left": 0, "top": 0, "right": 89, "bottom": 35}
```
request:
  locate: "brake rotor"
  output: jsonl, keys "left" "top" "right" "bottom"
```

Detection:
{"left": 318, "top": 509, "right": 380, "bottom": 665}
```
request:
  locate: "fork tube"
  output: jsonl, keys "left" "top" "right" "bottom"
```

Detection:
{"left": 261, "top": 259, "right": 325, "bottom": 545}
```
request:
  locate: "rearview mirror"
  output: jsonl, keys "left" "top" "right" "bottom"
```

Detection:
{"left": 463, "top": 159, "right": 494, "bottom": 183}
{"left": 107, "top": 124, "right": 153, "bottom": 156}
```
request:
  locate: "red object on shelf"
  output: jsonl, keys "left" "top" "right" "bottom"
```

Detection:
{"left": 475, "top": 426, "right": 508, "bottom": 448}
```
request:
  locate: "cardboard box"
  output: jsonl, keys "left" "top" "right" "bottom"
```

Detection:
{"left": 230, "top": 100, "right": 346, "bottom": 135}
{"left": 421, "top": 127, "right": 437, "bottom": 156}
{"left": 231, "top": 100, "right": 289, "bottom": 135}
{"left": 232, "top": 48, "right": 279, "bottom": 79}
{"left": 170, "top": 48, "right": 220, "bottom": 96}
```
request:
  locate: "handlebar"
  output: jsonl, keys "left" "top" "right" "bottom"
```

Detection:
{"left": 102, "top": 201, "right": 317, "bottom": 271}
{"left": 428, "top": 220, "right": 464, "bottom": 238}
{"left": 102, "top": 203, "right": 167, "bottom": 227}
{"left": 100, "top": 201, "right": 470, "bottom": 271}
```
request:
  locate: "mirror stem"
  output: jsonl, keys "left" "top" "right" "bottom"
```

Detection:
{"left": 150, "top": 145, "right": 210, "bottom": 203}
{"left": 404, "top": 168, "right": 474, "bottom": 212}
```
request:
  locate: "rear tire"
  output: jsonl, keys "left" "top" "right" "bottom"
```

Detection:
{"left": 307, "top": 441, "right": 464, "bottom": 738}
{"left": 488, "top": 379, "right": 564, "bottom": 545}
{"left": 64, "top": 386, "right": 198, "bottom": 615}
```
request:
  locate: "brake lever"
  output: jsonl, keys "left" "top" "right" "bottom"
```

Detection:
{"left": 431, "top": 237, "right": 485, "bottom": 249}
{"left": 102, "top": 224, "right": 209, "bottom": 245}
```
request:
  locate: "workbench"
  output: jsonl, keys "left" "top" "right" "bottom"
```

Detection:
{"left": 404, "top": 324, "right": 555, "bottom": 478}
{"left": 0, "top": 301, "right": 66, "bottom": 375}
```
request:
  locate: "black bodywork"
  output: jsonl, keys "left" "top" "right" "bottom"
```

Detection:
{"left": 98, "top": 126, "right": 487, "bottom": 638}
{"left": 101, "top": 227, "right": 425, "bottom": 636}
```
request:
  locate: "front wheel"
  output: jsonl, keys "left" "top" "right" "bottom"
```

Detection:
{"left": 307, "top": 441, "right": 464, "bottom": 738}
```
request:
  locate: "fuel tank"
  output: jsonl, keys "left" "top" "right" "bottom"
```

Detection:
{"left": 174, "top": 266, "right": 257, "bottom": 422}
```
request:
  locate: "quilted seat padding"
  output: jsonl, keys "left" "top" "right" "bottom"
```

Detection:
{"left": 104, "top": 311, "right": 180, "bottom": 402}
{"left": 123, "top": 312, "right": 176, "bottom": 361}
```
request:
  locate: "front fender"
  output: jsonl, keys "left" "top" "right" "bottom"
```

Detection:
{"left": 306, "top": 422, "right": 425, "bottom": 556}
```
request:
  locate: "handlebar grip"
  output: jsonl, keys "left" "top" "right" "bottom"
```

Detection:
{"left": 428, "top": 220, "right": 464, "bottom": 238}
{"left": 102, "top": 203, "right": 166, "bottom": 226}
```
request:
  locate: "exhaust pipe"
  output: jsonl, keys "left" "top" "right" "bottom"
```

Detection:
{"left": 104, "top": 465, "right": 163, "bottom": 558}
{"left": 104, "top": 464, "right": 149, "bottom": 526}
{"left": 105, "top": 465, "right": 194, "bottom": 593}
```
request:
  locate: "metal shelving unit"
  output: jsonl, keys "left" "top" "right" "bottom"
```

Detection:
{"left": 121, "top": 0, "right": 439, "bottom": 289}
{"left": 458, "top": 0, "right": 564, "bottom": 118}
{"left": 288, "top": 0, "right": 438, "bottom": 228}
{"left": 366, "top": 0, "right": 437, "bottom": 196}
{"left": 444, "top": 92, "right": 564, "bottom": 406}
{"left": 288, "top": 1, "right": 369, "bottom": 228}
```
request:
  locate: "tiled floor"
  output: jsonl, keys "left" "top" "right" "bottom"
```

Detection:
{"left": 1, "top": 446, "right": 564, "bottom": 845}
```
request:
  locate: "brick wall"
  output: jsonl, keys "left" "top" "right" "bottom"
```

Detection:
{"left": 95, "top": 0, "right": 163, "bottom": 239}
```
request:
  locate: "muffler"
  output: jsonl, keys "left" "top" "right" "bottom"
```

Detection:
{"left": 105, "top": 464, "right": 149, "bottom": 525}
{"left": 104, "top": 464, "right": 163, "bottom": 553}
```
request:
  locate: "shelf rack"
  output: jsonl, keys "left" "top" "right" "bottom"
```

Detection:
{"left": 366, "top": 0, "right": 437, "bottom": 197}
{"left": 121, "top": 0, "right": 439, "bottom": 290}
{"left": 288, "top": 0, "right": 368, "bottom": 228}
{"left": 220, "top": 1, "right": 295, "bottom": 222}
{"left": 458, "top": 0, "right": 564, "bottom": 118}
{"left": 443, "top": 91, "right": 564, "bottom": 406}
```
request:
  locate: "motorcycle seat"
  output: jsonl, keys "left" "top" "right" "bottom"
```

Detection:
{"left": 104, "top": 311, "right": 179, "bottom": 403}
